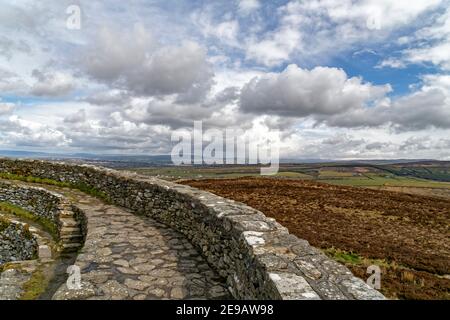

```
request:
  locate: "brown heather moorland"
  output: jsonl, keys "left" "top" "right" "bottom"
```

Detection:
{"left": 182, "top": 178, "right": 450, "bottom": 300}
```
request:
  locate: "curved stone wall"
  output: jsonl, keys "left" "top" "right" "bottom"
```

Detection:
{"left": 0, "top": 158, "right": 384, "bottom": 300}
{"left": 0, "top": 218, "right": 38, "bottom": 265}
{"left": 0, "top": 180, "right": 86, "bottom": 252}
{"left": 0, "top": 181, "right": 63, "bottom": 231}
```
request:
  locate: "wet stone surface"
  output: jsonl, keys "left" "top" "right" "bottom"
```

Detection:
{"left": 52, "top": 189, "right": 231, "bottom": 300}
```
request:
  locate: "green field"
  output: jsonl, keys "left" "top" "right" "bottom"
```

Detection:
{"left": 317, "top": 174, "right": 450, "bottom": 188}
{"left": 127, "top": 162, "right": 450, "bottom": 199}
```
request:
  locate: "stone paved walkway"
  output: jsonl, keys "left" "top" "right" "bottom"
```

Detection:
{"left": 0, "top": 211, "right": 57, "bottom": 300}
{"left": 0, "top": 267, "right": 33, "bottom": 300}
{"left": 48, "top": 187, "right": 231, "bottom": 300}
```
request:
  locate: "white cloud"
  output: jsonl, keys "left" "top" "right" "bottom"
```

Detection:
{"left": 193, "top": 11, "right": 241, "bottom": 47}
{"left": 83, "top": 90, "right": 130, "bottom": 106}
{"left": 240, "top": 64, "right": 391, "bottom": 117}
{"left": 244, "top": 0, "right": 443, "bottom": 66}
{"left": 317, "top": 73, "right": 450, "bottom": 131}
{"left": 238, "top": 0, "right": 261, "bottom": 15}
{"left": 81, "top": 25, "right": 156, "bottom": 82}
{"left": 404, "top": 41, "right": 450, "bottom": 70}
{"left": 0, "top": 101, "right": 15, "bottom": 115}
{"left": 376, "top": 58, "right": 406, "bottom": 69}
{"left": 246, "top": 26, "right": 301, "bottom": 67}
{"left": 0, "top": 0, "right": 449, "bottom": 159}
{"left": 379, "top": 7, "right": 450, "bottom": 70}
{"left": 0, "top": 115, "right": 71, "bottom": 148}
{"left": 239, "top": 64, "right": 450, "bottom": 132}
{"left": 30, "top": 70, "right": 74, "bottom": 97}
{"left": 64, "top": 109, "right": 86, "bottom": 124}
{"left": 82, "top": 25, "right": 214, "bottom": 102}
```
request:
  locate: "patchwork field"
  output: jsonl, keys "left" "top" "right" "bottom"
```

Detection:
{"left": 181, "top": 178, "right": 450, "bottom": 300}
{"left": 130, "top": 162, "right": 450, "bottom": 200}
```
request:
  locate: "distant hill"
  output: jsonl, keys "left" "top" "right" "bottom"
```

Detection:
{"left": 0, "top": 150, "right": 173, "bottom": 168}
{"left": 0, "top": 150, "right": 448, "bottom": 178}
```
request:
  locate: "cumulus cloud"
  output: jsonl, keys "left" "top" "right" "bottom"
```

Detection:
{"left": 0, "top": 115, "right": 71, "bottom": 148}
{"left": 240, "top": 65, "right": 450, "bottom": 131}
{"left": 82, "top": 90, "right": 130, "bottom": 106}
{"left": 0, "top": 68, "right": 28, "bottom": 94}
{"left": 0, "top": 36, "right": 31, "bottom": 60}
{"left": 239, "top": 64, "right": 450, "bottom": 132}
{"left": 246, "top": 27, "right": 301, "bottom": 67}
{"left": 240, "top": 64, "right": 391, "bottom": 117}
{"left": 0, "top": 1, "right": 449, "bottom": 159}
{"left": 82, "top": 25, "right": 155, "bottom": 82}
{"left": 340, "top": 74, "right": 450, "bottom": 130}
{"left": 389, "top": 88, "right": 450, "bottom": 130}
{"left": 238, "top": 0, "right": 260, "bottom": 15}
{"left": 30, "top": 69, "right": 74, "bottom": 97}
{"left": 58, "top": 111, "right": 174, "bottom": 153}
{"left": 244, "top": 0, "right": 443, "bottom": 66}
{"left": 64, "top": 109, "right": 86, "bottom": 124}
{"left": 193, "top": 11, "right": 240, "bottom": 48}
{"left": 82, "top": 25, "right": 214, "bottom": 102}
{"left": 121, "top": 96, "right": 224, "bottom": 129}
{"left": 213, "top": 86, "right": 240, "bottom": 104}
{"left": 365, "top": 142, "right": 391, "bottom": 151}
{"left": 379, "top": 7, "right": 450, "bottom": 70}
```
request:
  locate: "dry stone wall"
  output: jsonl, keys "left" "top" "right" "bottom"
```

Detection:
{"left": 0, "top": 181, "right": 62, "bottom": 230}
{"left": 0, "top": 218, "right": 38, "bottom": 264}
{"left": 0, "top": 158, "right": 385, "bottom": 300}
{"left": 0, "top": 180, "right": 86, "bottom": 252}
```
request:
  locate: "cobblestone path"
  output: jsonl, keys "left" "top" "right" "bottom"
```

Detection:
{"left": 49, "top": 187, "right": 231, "bottom": 300}
{"left": 0, "top": 180, "right": 231, "bottom": 300}
{"left": 0, "top": 209, "right": 59, "bottom": 300}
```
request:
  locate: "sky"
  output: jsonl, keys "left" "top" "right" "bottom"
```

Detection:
{"left": 0, "top": 0, "right": 449, "bottom": 159}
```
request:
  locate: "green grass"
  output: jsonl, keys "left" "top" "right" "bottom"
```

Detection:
{"left": 384, "top": 166, "right": 450, "bottom": 182}
{"left": 0, "top": 202, "right": 59, "bottom": 240}
{"left": 0, "top": 215, "right": 10, "bottom": 231}
{"left": 324, "top": 248, "right": 362, "bottom": 265}
{"left": 133, "top": 166, "right": 317, "bottom": 180}
{"left": 318, "top": 174, "right": 450, "bottom": 188}
{"left": 20, "top": 268, "right": 48, "bottom": 300}
{"left": 134, "top": 165, "right": 450, "bottom": 191}
{"left": 0, "top": 173, "right": 110, "bottom": 203}
{"left": 0, "top": 262, "right": 21, "bottom": 273}
{"left": 0, "top": 173, "right": 72, "bottom": 187}
{"left": 318, "top": 170, "right": 354, "bottom": 178}
{"left": 0, "top": 263, "right": 49, "bottom": 300}
{"left": 73, "top": 182, "right": 110, "bottom": 202}
{"left": 275, "top": 171, "right": 313, "bottom": 178}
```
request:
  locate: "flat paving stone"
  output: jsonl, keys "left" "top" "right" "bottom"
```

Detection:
{"left": 47, "top": 187, "right": 231, "bottom": 300}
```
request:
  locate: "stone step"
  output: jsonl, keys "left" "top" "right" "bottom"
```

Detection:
{"left": 59, "top": 212, "right": 76, "bottom": 218}
{"left": 61, "top": 242, "right": 82, "bottom": 252}
{"left": 60, "top": 233, "right": 83, "bottom": 240}
{"left": 60, "top": 227, "right": 81, "bottom": 236}
{"left": 59, "top": 218, "right": 80, "bottom": 227}
{"left": 60, "top": 234, "right": 83, "bottom": 242}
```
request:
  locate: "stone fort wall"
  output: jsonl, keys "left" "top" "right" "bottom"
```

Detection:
{"left": 0, "top": 180, "right": 86, "bottom": 252}
{"left": 0, "top": 181, "right": 64, "bottom": 233}
{"left": 0, "top": 217, "right": 38, "bottom": 265}
{"left": 0, "top": 158, "right": 384, "bottom": 300}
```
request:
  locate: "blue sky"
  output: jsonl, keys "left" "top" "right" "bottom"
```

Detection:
{"left": 0, "top": 0, "right": 449, "bottom": 159}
